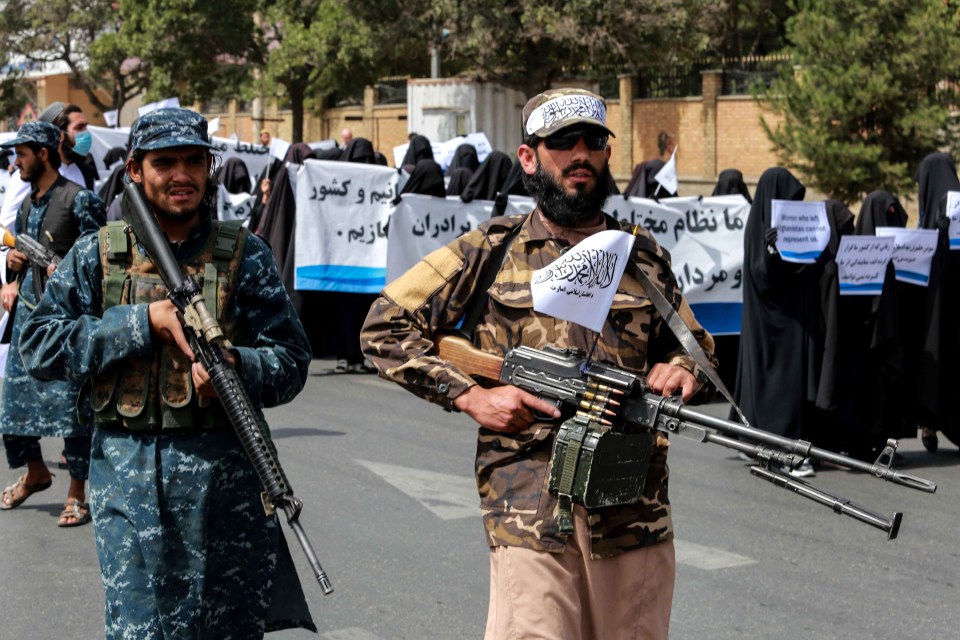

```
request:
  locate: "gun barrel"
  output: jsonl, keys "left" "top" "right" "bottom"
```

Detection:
{"left": 670, "top": 404, "right": 937, "bottom": 494}
{"left": 123, "top": 182, "right": 189, "bottom": 290}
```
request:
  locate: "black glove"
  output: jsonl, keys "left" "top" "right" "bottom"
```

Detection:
{"left": 764, "top": 227, "right": 778, "bottom": 255}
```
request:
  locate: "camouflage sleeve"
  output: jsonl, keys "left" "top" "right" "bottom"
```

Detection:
{"left": 634, "top": 228, "right": 717, "bottom": 386}
{"left": 19, "top": 234, "right": 153, "bottom": 382}
{"left": 360, "top": 228, "right": 499, "bottom": 411}
{"left": 228, "top": 233, "right": 312, "bottom": 408}
{"left": 74, "top": 189, "right": 107, "bottom": 235}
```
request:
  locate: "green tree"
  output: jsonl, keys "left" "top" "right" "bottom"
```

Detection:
{"left": 759, "top": 0, "right": 960, "bottom": 203}
{"left": 0, "top": 60, "right": 29, "bottom": 126}
{"left": 118, "top": 0, "right": 258, "bottom": 106}
{"left": 0, "top": 0, "right": 145, "bottom": 120}
{"left": 255, "top": 0, "right": 377, "bottom": 142}
{"left": 426, "top": 0, "right": 721, "bottom": 96}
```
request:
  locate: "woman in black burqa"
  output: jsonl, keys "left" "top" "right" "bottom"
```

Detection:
{"left": 445, "top": 143, "right": 479, "bottom": 197}
{"left": 815, "top": 191, "right": 914, "bottom": 459}
{"left": 733, "top": 168, "right": 823, "bottom": 446}
{"left": 916, "top": 153, "right": 960, "bottom": 452}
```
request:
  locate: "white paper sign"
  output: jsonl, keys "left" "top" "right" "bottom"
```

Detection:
{"left": 771, "top": 200, "right": 829, "bottom": 263}
{"left": 531, "top": 230, "right": 637, "bottom": 332}
{"left": 392, "top": 141, "right": 445, "bottom": 170}
{"left": 945, "top": 191, "right": 960, "bottom": 249}
{"left": 435, "top": 133, "right": 493, "bottom": 172}
{"left": 103, "top": 110, "right": 119, "bottom": 128}
{"left": 875, "top": 227, "right": 939, "bottom": 286}
{"left": 138, "top": 97, "right": 181, "bottom": 117}
{"left": 294, "top": 159, "right": 398, "bottom": 292}
{"left": 836, "top": 236, "right": 895, "bottom": 295}
{"left": 269, "top": 137, "right": 291, "bottom": 163}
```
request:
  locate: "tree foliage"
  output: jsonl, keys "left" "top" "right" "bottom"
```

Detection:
{"left": 118, "top": 0, "right": 258, "bottom": 106}
{"left": 759, "top": 0, "right": 960, "bottom": 203}
{"left": 429, "top": 0, "right": 722, "bottom": 95}
{"left": 255, "top": 0, "right": 378, "bottom": 142}
{"left": 0, "top": 0, "right": 143, "bottom": 118}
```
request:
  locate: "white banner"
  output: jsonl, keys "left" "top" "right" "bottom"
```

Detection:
{"left": 294, "top": 159, "right": 398, "bottom": 293}
{"left": 386, "top": 194, "right": 536, "bottom": 282}
{"left": 605, "top": 194, "right": 749, "bottom": 335}
{"left": 88, "top": 126, "right": 275, "bottom": 184}
{"left": 532, "top": 230, "right": 637, "bottom": 332}
{"left": 216, "top": 184, "right": 257, "bottom": 223}
{"left": 875, "top": 227, "right": 939, "bottom": 286}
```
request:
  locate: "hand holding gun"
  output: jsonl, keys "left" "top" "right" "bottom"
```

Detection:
{"left": 0, "top": 224, "right": 60, "bottom": 273}
{"left": 123, "top": 181, "right": 334, "bottom": 594}
{"left": 436, "top": 334, "right": 937, "bottom": 540}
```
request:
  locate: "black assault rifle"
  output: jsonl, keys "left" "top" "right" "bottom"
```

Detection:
{"left": 0, "top": 224, "right": 60, "bottom": 271}
{"left": 437, "top": 334, "right": 937, "bottom": 540}
{"left": 123, "top": 182, "right": 333, "bottom": 594}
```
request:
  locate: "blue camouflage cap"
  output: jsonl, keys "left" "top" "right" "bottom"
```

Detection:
{"left": 129, "top": 107, "right": 218, "bottom": 153}
{"left": 0, "top": 121, "right": 61, "bottom": 152}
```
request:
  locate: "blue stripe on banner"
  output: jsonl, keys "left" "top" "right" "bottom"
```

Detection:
{"left": 895, "top": 270, "right": 929, "bottom": 285}
{"left": 839, "top": 282, "right": 883, "bottom": 294}
{"left": 780, "top": 250, "right": 822, "bottom": 260}
{"left": 950, "top": 238, "right": 960, "bottom": 248}
{"left": 296, "top": 265, "right": 387, "bottom": 293}
{"left": 689, "top": 302, "right": 742, "bottom": 336}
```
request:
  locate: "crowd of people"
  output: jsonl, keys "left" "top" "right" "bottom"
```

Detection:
{"left": 1, "top": 92, "right": 957, "bottom": 639}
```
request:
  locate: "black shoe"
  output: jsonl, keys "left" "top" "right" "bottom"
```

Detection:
{"left": 921, "top": 429, "right": 938, "bottom": 453}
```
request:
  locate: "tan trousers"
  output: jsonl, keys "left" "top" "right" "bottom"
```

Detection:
{"left": 484, "top": 506, "right": 675, "bottom": 640}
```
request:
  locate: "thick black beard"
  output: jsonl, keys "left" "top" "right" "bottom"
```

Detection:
{"left": 522, "top": 156, "right": 614, "bottom": 226}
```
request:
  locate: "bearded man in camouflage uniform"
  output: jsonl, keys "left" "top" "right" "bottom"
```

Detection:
{"left": 19, "top": 108, "right": 316, "bottom": 639}
{"left": 361, "top": 88, "right": 716, "bottom": 639}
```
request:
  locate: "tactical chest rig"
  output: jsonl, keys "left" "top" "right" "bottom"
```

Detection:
{"left": 91, "top": 219, "right": 247, "bottom": 431}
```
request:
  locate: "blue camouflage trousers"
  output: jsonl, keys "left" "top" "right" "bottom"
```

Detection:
{"left": 3, "top": 433, "right": 90, "bottom": 480}
{"left": 90, "top": 425, "right": 280, "bottom": 640}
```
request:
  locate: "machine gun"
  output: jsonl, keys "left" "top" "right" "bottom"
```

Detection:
{"left": 0, "top": 225, "right": 60, "bottom": 271}
{"left": 437, "top": 334, "right": 937, "bottom": 540}
{"left": 123, "top": 182, "right": 333, "bottom": 594}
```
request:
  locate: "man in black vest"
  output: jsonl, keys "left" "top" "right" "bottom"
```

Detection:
{"left": 0, "top": 121, "right": 105, "bottom": 526}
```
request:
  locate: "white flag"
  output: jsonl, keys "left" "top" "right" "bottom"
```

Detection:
{"left": 654, "top": 147, "right": 678, "bottom": 195}
{"left": 531, "top": 230, "right": 637, "bottom": 332}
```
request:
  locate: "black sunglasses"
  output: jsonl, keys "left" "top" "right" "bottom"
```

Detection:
{"left": 542, "top": 128, "right": 609, "bottom": 151}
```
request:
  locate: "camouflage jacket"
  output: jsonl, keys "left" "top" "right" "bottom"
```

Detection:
{"left": 361, "top": 209, "right": 716, "bottom": 558}
{"left": 18, "top": 212, "right": 312, "bottom": 419}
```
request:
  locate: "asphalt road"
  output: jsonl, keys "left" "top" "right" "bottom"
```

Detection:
{"left": 0, "top": 359, "right": 957, "bottom": 639}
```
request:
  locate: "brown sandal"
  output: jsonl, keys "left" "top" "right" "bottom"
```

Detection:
{"left": 0, "top": 474, "right": 54, "bottom": 510}
{"left": 57, "top": 499, "right": 91, "bottom": 527}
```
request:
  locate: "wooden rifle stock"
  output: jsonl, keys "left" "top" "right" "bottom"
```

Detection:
{"left": 436, "top": 334, "right": 505, "bottom": 382}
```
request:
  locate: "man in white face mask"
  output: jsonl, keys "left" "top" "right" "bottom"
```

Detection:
{"left": 39, "top": 102, "right": 98, "bottom": 191}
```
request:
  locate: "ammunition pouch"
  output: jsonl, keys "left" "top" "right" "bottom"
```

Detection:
{"left": 548, "top": 418, "right": 654, "bottom": 534}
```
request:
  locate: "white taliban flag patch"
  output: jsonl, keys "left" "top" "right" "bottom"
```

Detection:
{"left": 531, "top": 229, "right": 636, "bottom": 332}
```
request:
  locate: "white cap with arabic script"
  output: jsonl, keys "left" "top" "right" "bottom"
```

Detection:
{"left": 522, "top": 88, "right": 616, "bottom": 139}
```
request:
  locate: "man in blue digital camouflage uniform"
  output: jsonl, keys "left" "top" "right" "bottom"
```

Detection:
{"left": 0, "top": 120, "right": 104, "bottom": 526}
{"left": 19, "top": 108, "right": 316, "bottom": 639}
